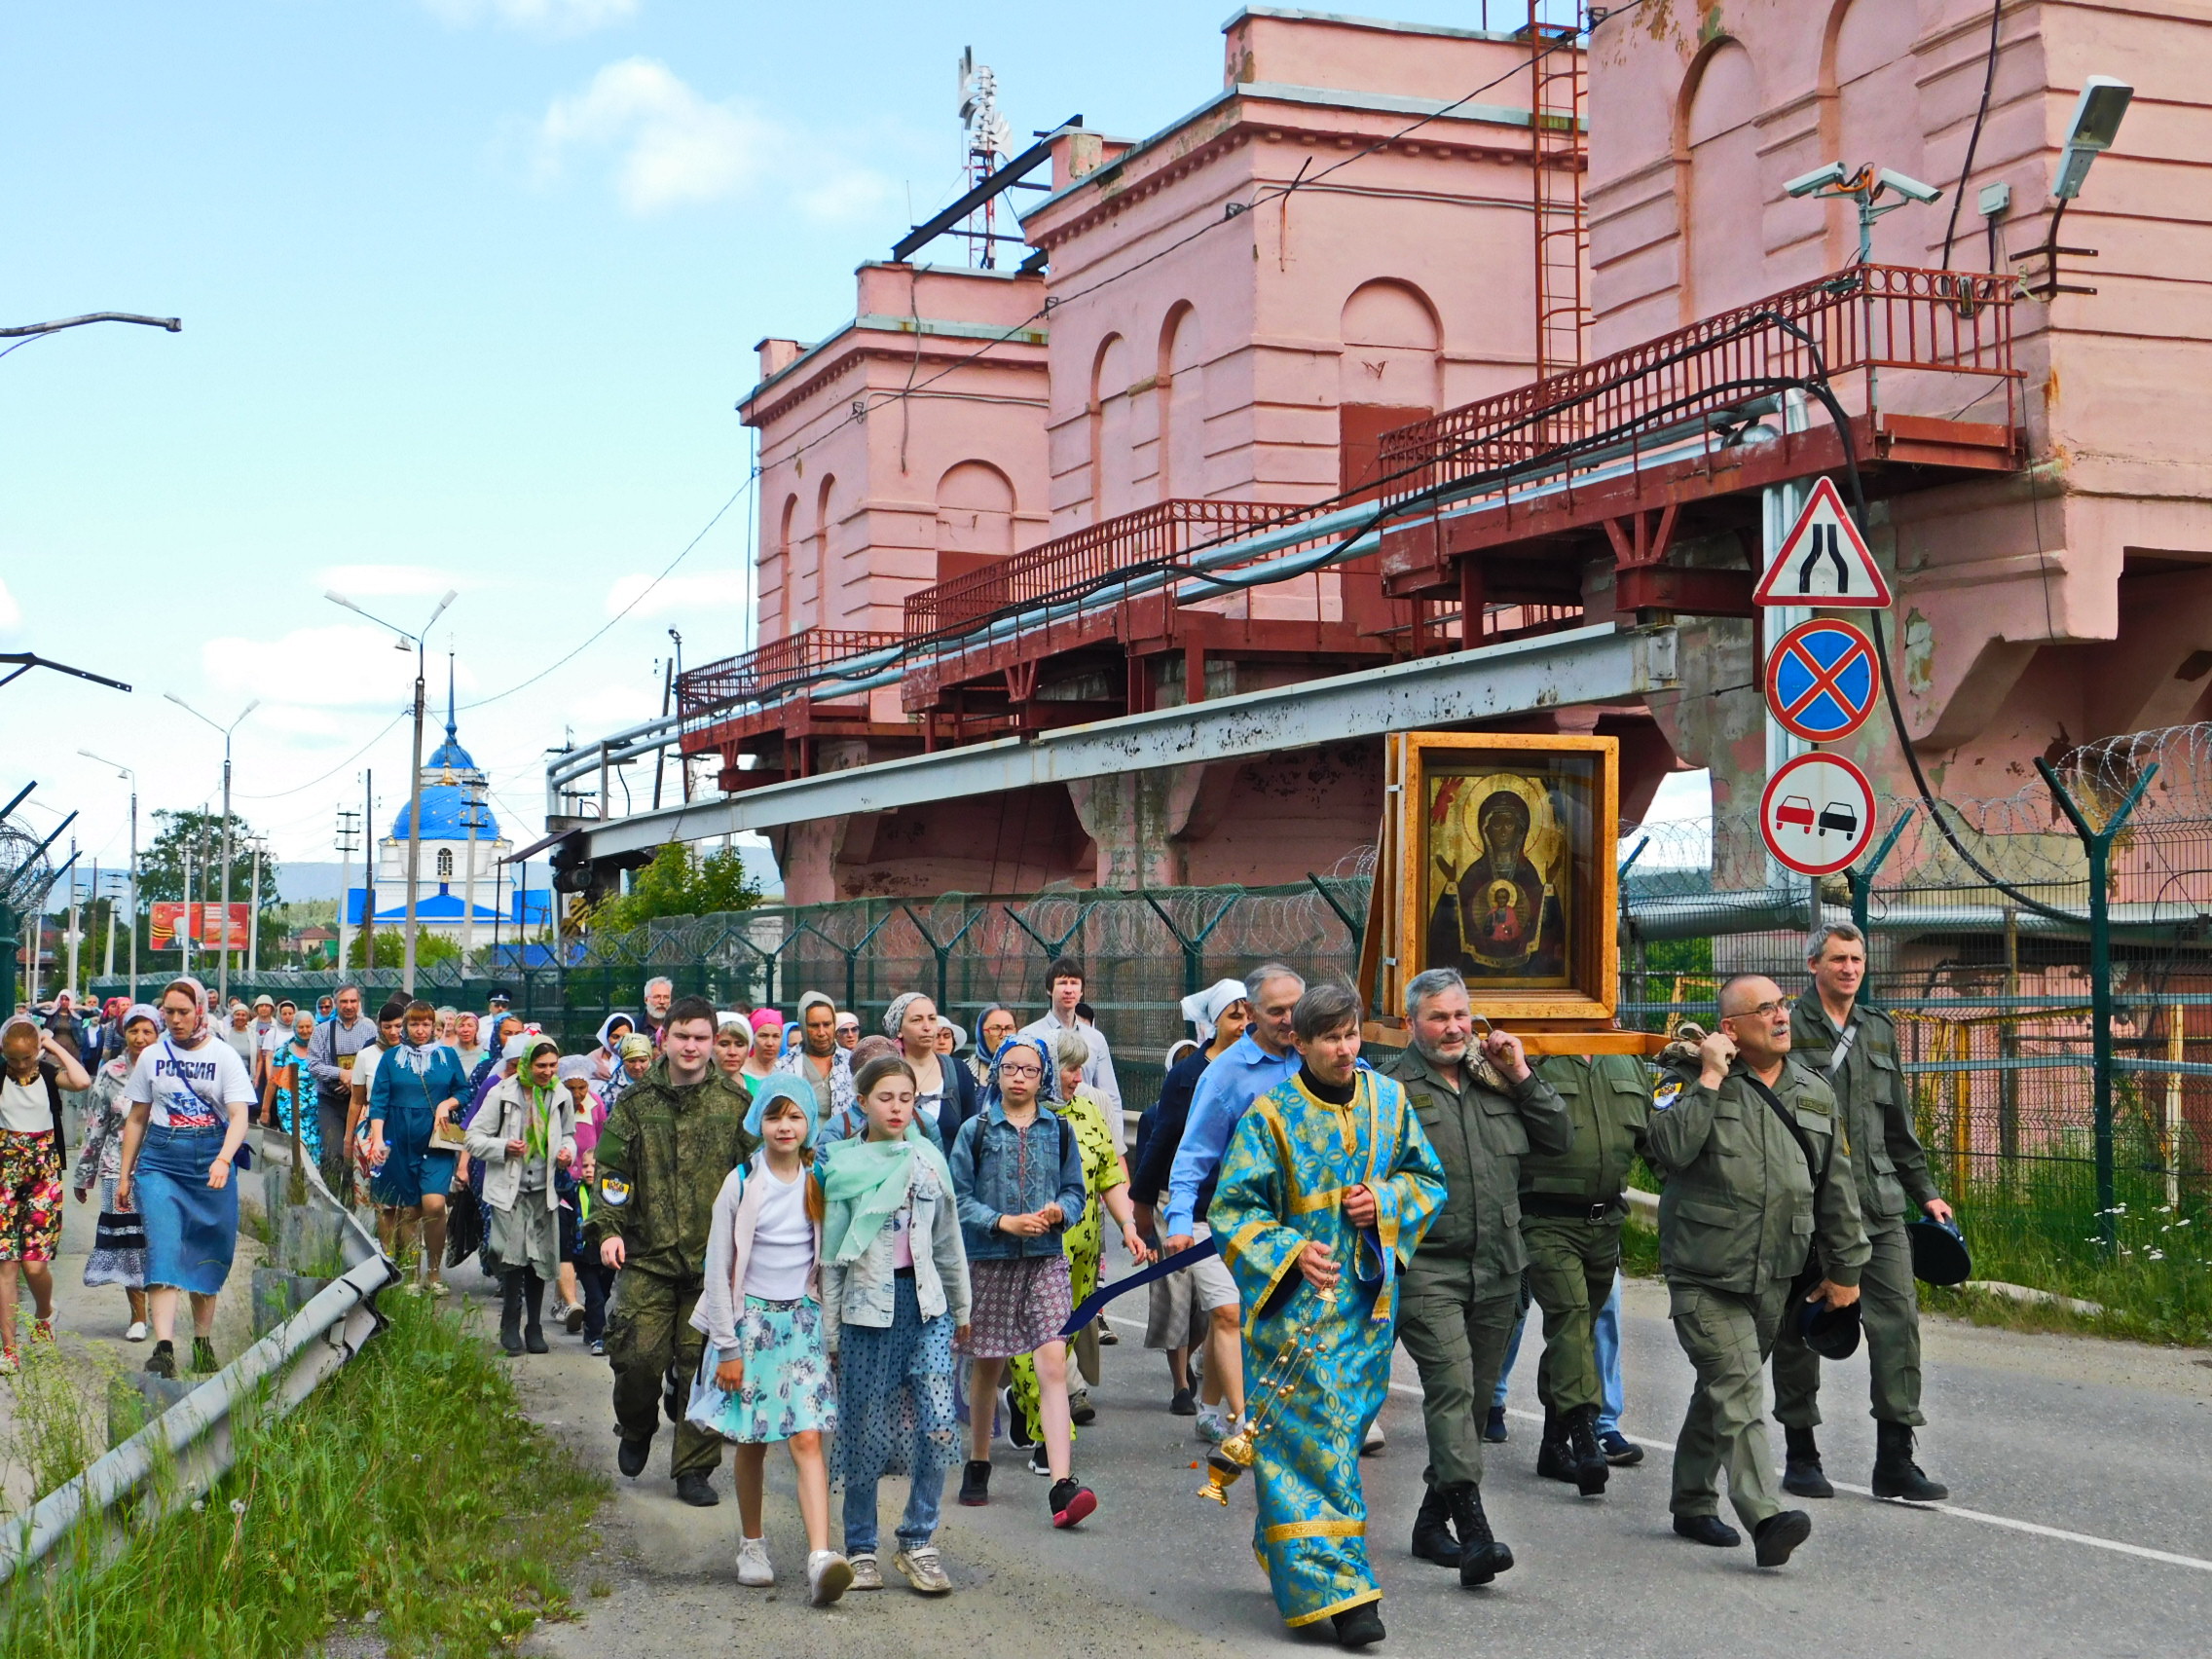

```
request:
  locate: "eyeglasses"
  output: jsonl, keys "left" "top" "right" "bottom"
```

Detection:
{"left": 998, "top": 1061, "right": 1044, "bottom": 1079}
{"left": 1724, "top": 998, "right": 1790, "bottom": 1021}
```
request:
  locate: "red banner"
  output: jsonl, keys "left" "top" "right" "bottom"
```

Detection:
{"left": 149, "top": 902, "right": 252, "bottom": 951}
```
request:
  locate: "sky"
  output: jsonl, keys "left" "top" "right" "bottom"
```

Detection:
{"left": 2, "top": 0, "right": 1661, "bottom": 898}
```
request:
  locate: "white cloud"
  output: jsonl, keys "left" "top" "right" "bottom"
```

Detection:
{"left": 201, "top": 623, "right": 424, "bottom": 710}
{"left": 321, "top": 564, "right": 482, "bottom": 601}
{"left": 535, "top": 58, "right": 891, "bottom": 220}
{"left": 602, "top": 570, "right": 748, "bottom": 620}
{"left": 566, "top": 682, "right": 658, "bottom": 731}
{"left": 424, "top": 0, "right": 637, "bottom": 37}
{"left": 0, "top": 576, "right": 19, "bottom": 633}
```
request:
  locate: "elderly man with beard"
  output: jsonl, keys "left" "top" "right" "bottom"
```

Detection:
{"left": 1380, "top": 967, "right": 1570, "bottom": 1589}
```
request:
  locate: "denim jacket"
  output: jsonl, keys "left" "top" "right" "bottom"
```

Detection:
{"left": 817, "top": 1151, "right": 971, "bottom": 1351}
{"left": 948, "top": 1100, "right": 1088, "bottom": 1262}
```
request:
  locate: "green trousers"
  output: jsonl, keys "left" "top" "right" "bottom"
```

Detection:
{"left": 603, "top": 1269, "right": 722, "bottom": 1482}
{"left": 1669, "top": 1278, "right": 1791, "bottom": 1530}
{"left": 1396, "top": 1252, "right": 1521, "bottom": 1489}
{"left": 1522, "top": 1213, "right": 1620, "bottom": 1417}
{"left": 1771, "top": 1223, "right": 1924, "bottom": 1428}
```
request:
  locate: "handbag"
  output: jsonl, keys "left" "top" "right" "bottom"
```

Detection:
{"left": 684, "top": 1340, "right": 737, "bottom": 1436}
{"left": 93, "top": 1207, "right": 149, "bottom": 1256}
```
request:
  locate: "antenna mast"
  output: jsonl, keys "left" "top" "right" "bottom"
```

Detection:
{"left": 957, "top": 47, "right": 1014, "bottom": 268}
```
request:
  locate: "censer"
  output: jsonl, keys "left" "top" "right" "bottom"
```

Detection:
{"left": 1198, "top": 1282, "right": 1337, "bottom": 1504}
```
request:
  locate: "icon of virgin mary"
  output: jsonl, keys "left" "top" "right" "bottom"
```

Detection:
{"left": 1427, "top": 785, "right": 1567, "bottom": 980}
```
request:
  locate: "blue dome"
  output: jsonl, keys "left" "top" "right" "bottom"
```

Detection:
{"left": 426, "top": 731, "right": 477, "bottom": 771}
{"left": 390, "top": 784, "right": 499, "bottom": 841}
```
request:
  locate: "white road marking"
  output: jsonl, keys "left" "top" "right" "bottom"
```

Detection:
{"left": 1111, "top": 1315, "right": 2212, "bottom": 1573}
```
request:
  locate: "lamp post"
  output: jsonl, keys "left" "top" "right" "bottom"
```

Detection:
{"left": 80, "top": 751, "right": 138, "bottom": 1000}
{"left": 166, "top": 695, "right": 259, "bottom": 1007}
{"left": 326, "top": 588, "right": 458, "bottom": 995}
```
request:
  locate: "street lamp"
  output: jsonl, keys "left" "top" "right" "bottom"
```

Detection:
{"left": 78, "top": 750, "right": 138, "bottom": 1001}
{"left": 327, "top": 588, "right": 459, "bottom": 994}
{"left": 164, "top": 695, "right": 259, "bottom": 1006}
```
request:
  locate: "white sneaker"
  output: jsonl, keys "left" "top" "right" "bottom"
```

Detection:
{"left": 124, "top": 1321, "right": 149, "bottom": 1344}
{"left": 807, "top": 1549, "right": 854, "bottom": 1606}
{"left": 848, "top": 1552, "right": 883, "bottom": 1591}
{"left": 1196, "top": 1406, "right": 1227, "bottom": 1444}
{"left": 1362, "top": 1419, "right": 1386, "bottom": 1455}
{"left": 893, "top": 1544, "right": 952, "bottom": 1595}
{"left": 734, "top": 1536, "right": 774, "bottom": 1588}
{"left": 1025, "top": 1444, "right": 1051, "bottom": 1477}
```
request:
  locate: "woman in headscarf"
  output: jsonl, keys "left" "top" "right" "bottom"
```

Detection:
{"left": 968, "top": 1006, "right": 1016, "bottom": 1089}
{"left": 691, "top": 1072, "right": 849, "bottom": 1604}
{"left": 591, "top": 1013, "right": 638, "bottom": 1085}
{"left": 115, "top": 977, "right": 256, "bottom": 1379}
{"left": 75, "top": 1003, "right": 159, "bottom": 1342}
{"left": 464, "top": 1033, "right": 576, "bottom": 1354}
{"left": 608, "top": 1031, "right": 655, "bottom": 1107}
{"left": 715, "top": 1016, "right": 756, "bottom": 1090}
{"left": 365, "top": 998, "right": 474, "bottom": 1294}
{"left": 0, "top": 1013, "right": 91, "bottom": 1372}
{"left": 743, "top": 1010, "right": 784, "bottom": 1087}
{"left": 260, "top": 1007, "right": 323, "bottom": 1169}
{"left": 551, "top": 1054, "right": 604, "bottom": 1334}
{"left": 882, "top": 992, "right": 979, "bottom": 1149}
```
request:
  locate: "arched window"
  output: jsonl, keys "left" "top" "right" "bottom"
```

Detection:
{"left": 772, "top": 493, "right": 799, "bottom": 638}
{"left": 936, "top": 461, "right": 1017, "bottom": 584}
{"left": 436, "top": 847, "right": 454, "bottom": 880}
{"left": 1825, "top": 0, "right": 1928, "bottom": 267}
{"left": 1338, "top": 278, "right": 1441, "bottom": 499}
{"left": 1090, "top": 334, "right": 1133, "bottom": 521}
{"left": 1680, "top": 41, "right": 1764, "bottom": 321}
{"left": 1158, "top": 305, "right": 1204, "bottom": 499}
{"left": 812, "top": 475, "right": 837, "bottom": 628}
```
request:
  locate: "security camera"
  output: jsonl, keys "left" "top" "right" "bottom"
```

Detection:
{"left": 1876, "top": 169, "right": 1942, "bottom": 205}
{"left": 1786, "top": 161, "right": 1850, "bottom": 199}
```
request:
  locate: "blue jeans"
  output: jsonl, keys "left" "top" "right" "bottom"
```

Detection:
{"left": 1494, "top": 1270, "right": 1625, "bottom": 1434}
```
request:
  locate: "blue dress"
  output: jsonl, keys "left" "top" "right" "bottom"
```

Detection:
{"left": 368, "top": 1045, "right": 472, "bottom": 1206}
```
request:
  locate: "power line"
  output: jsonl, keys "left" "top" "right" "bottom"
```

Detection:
{"left": 233, "top": 710, "right": 406, "bottom": 800}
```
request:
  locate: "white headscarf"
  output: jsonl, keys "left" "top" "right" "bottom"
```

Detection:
{"left": 1180, "top": 977, "right": 1249, "bottom": 1044}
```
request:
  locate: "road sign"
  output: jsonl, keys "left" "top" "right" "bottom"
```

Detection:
{"left": 1752, "top": 476, "right": 1894, "bottom": 607}
{"left": 1764, "top": 617, "right": 1881, "bottom": 743}
{"left": 1759, "top": 752, "right": 1877, "bottom": 876}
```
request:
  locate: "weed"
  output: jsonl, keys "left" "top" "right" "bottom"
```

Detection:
{"left": 0, "top": 1290, "right": 607, "bottom": 1658}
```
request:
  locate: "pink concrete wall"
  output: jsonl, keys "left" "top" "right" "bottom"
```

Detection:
{"left": 1593, "top": 1, "right": 2212, "bottom": 825}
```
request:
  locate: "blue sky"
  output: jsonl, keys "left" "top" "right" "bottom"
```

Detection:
{"left": 3, "top": 0, "right": 1627, "bottom": 885}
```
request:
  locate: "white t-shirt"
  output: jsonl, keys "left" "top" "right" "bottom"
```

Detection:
{"left": 742, "top": 1162, "right": 815, "bottom": 1302}
{"left": 128, "top": 1036, "right": 256, "bottom": 1130}
{"left": 0, "top": 1075, "right": 55, "bottom": 1135}
{"left": 223, "top": 1027, "right": 259, "bottom": 1067}
{"left": 353, "top": 1046, "right": 385, "bottom": 1097}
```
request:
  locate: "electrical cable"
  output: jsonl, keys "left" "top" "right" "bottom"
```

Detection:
{"left": 1937, "top": 0, "right": 2007, "bottom": 271}
{"left": 234, "top": 710, "right": 407, "bottom": 800}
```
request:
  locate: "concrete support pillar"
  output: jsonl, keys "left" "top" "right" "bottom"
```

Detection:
{"left": 1066, "top": 765, "right": 1212, "bottom": 890}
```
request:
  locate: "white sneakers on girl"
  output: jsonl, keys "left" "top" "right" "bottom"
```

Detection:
{"left": 848, "top": 1553, "right": 883, "bottom": 1591}
{"left": 808, "top": 1549, "right": 855, "bottom": 1605}
{"left": 734, "top": 1537, "right": 774, "bottom": 1587}
{"left": 893, "top": 1545, "right": 951, "bottom": 1595}
{"left": 124, "top": 1321, "right": 149, "bottom": 1343}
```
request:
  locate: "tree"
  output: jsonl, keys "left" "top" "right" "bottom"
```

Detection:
{"left": 590, "top": 842, "right": 762, "bottom": 935}
{"left": 136, "top": 808, "right": 284, "bottom": 964}
{"left": 348, "top": 928, "right": 461, "bottom": 969}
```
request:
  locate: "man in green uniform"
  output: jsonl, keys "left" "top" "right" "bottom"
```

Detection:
{"left": 1648, "top": 974, "right": 1867, "bottom": 1567}
{"left": 1522, "top": 1045, "right": 1652, "bottom": 1496}
{"left": 1773, "top": 922, "right": 1951, "bottom": 1502}
{"left": 1383, "top": 967, "right": 1571, "bottom": 1589}
{"left": 590, "top": 994, "right": 758, "bottom": 1506}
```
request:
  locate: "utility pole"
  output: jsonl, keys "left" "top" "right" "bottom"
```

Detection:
{"left": 247, "top": 837, "right": 262, "bottom": 979}
{"left": 102, "top": 870, "right": 117, "bottom": 983}
{"left": 326, "top": 588, "right": 456, "bottom": 996}
{"left": 461, "top": 780, "right": 485, "bottom": 969}
{"left": 334, "top": 804, "right": 359, "bottom": 971}
{"left": 63, "top": 842, "right": 79, "bottom": 1004}
{"left": 363, "top": 772, "right": 376, "bottom": 971}
{"left": 166, "top": 694, "right": 257, "bottom": 1006}
{"left": 181, "top": 821, "right": 195, "bottom": 980}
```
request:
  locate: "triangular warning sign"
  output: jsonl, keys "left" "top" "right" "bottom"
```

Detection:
{"left": 1753, "top": 476, "right": 1894, "bottom": 608}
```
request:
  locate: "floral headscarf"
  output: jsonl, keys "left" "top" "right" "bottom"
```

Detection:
{"left": 160, "top": 976, "right": 214, "bottom": 1044}
{"left": 981, "top": 1032, "right": 1058, "bottom": 1116}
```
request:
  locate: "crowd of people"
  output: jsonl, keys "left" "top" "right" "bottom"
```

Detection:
{"left": 10, "top": 919, "right": 1954, "bottom": 1647}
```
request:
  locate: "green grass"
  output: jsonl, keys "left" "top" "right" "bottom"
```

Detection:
{"left": 0, "top": 1290, "right": 608, "bottom": 1658}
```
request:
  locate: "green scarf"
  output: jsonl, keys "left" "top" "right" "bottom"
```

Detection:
{"left": 819, "top": 1128, "right": 950, "bottom": 1265}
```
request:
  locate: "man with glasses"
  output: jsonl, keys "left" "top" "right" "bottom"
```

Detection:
{"left": 1648, "top": 975, "right": 1868, "bottom": 1568}
{"left": 306, "top": 984, "right": 374, "bottom": 1187}
{"left": 1773, "top": 923, "right": 1951, "bottom": 1502}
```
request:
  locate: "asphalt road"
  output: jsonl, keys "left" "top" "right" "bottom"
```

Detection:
{"left": 498, "top": 1251, "right": 2211, "bottom": 1659}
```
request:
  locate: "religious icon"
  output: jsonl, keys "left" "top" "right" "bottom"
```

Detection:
{"left": 1386, "top": 732, "right": 1619, "bottom": 1023}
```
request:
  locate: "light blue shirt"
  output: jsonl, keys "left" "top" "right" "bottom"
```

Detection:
{"left": 1163, "top": 1032, "right": 1300, "bottom": 1237}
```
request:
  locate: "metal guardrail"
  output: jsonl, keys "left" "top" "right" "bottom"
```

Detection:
{"left": 0, "top": 1144, "right": 393, "bottom": 1587}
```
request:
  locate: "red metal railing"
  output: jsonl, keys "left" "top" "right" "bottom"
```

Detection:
{"left": 1380, "top": 264, "right": 2019, "bottom": 491}
{"left": 677, "top": 627, "right": 904, "bottom": 726}
{"left": 903, "top": 498, "right": 1298, "bottom": 639}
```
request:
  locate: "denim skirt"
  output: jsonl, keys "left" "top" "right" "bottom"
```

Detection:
{"left": 136, "top": 1124, "right": 240, "bottom": 1296}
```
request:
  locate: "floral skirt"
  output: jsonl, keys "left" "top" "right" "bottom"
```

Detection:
{"left": 700, "top": 1295, "right": 836, "bottom": 1445}
{"left": 965, "top": 1254, "right": 1073, "bottom": 1359}
{"left": 0, "top": 1131, "right": 63, "bottom": 1263}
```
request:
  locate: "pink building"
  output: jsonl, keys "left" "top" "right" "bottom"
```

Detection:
{"left": 1580, "top": 0, "right": 2212, "bottom": 821}
{"left": 696, "top": 9, "right": 1584, "bottom": 902}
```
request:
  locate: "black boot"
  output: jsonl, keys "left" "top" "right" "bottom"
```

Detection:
{"left": 1331, "top": 1601, "right": 1386, "bottom": 1648}
{"left": 1871, "top": 1421, "right": 1949, "bottom": 1501}
{"left": 523, "top": 1270, "right": 549, "bottom": 1354}
{"left": 498, "top": 1272, "right": 525, "bottom": 1355}
{"left": 1782, "top": 1423, "right": 1833, "bottom": 1498}
{"left": 1445, "top": 1482, "right": 1513, "bottom": 1588}
{"left": 1410, "top": 1481, "right": 1461, "bottom": 1567}
{"left": 1534, "top": 1407, "right": 1578, "bottom": 1484}
{"left": 1566, "top": 1404, "right": 1609, "bottom": 1497}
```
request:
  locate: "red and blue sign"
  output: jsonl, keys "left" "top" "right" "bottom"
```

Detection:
{"left": 1764, "top": 618, "right": 1880, "bottom": 743}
